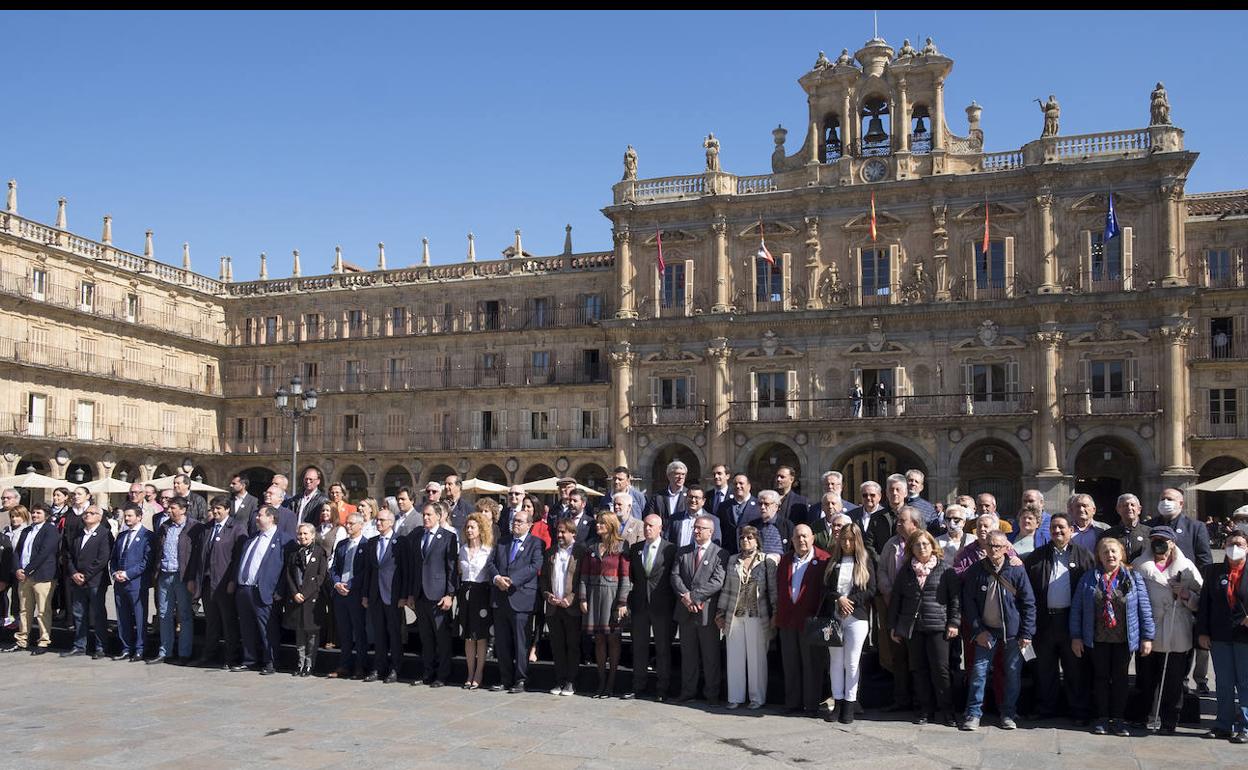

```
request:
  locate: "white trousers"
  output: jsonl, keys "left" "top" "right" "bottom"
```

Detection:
{"left": 726, "top": 615, "right": 768, "bottom": 705}
{"left": 828, "top": 614, "right": 869, "bottom": 700}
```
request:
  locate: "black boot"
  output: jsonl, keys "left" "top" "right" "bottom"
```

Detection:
{"left": 839, "top": 699, "right": 856, "bottom": 724}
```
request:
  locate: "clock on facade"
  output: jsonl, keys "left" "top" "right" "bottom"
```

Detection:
{"left": 862, "top": 159, "right": 888, "bottom": 183}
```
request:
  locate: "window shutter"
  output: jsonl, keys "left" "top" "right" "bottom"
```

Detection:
{"left": 497, "top": 409, "right": 507, "bottom": 444}
{"left": 572, "top": 407, "right": 584, "bottom": 446}
{"left": 893, "top": 366, "right": 909, "bottom": 416}
{"left": 653, "top": 261, "right": 662, "bottom": 318}
{"left": 648, "top": 376, "right": 659, "bottom": 406}
{"left": 1202, "top": 249, "right": 1212, "bottom": 287}
{"left": 888, "top": 244, "right": 900, "bottom": 302}
{"left": 750, "top": 252, "right": 759, "bottom": 311}
{"left": 1006, "top": 361, "right": 1020, "bottom": 403}
{"left": 1121, "top": 226, "right": 1134, "bottom": 290}
{"left": 1004, "top": 236, "right": 1016, "bottom": 297}
{"left": 851, "top": 367, "right": 863, "bottom": 397}
{"left": 960, "top": 363, "right": 974, "bottom": 415}
{"left": 684, "top": 259, "right": 695, "bottom": 315}
{"left": 1077, "top": 358, "right": 1091, "bottom": 415}
{"left": 688, "top": 374, "right": 697, "bottom": 408}
{"left": 520, "top": 409, "right": 532, "bottom": 448}
{"left": 20, "top": 391, "right": 28, "bottom": 422}
{"left": 1079, "top": 230, "right": 1092, "bottom": 290}
{"left": 1235, "top": 248, "right": 1245, "bottom": 287}
{"left": 781, "top": 253, "right": 793, "bottom": 310}
{"left": 785, "top": 369, "right": 799, "bottom": 418}
{"left": 1235, "top": 315, "right": 1248, "bottom": 349}
{"left": 749, "top": 372, "right": 759, "bottom": 420}
{"left": 471, "top": 412, "right": 482, "bottom": 450}
{"left": 967, "top": 240, "right": 978, "bottom": 300}
{"left": 853, "top": 249, "right": 863, "bottom": 306}
{"left": 1126, "top": 357, "right": 1139, "bottom": 393}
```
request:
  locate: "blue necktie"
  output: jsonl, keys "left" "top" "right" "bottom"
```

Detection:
{"left": 240, "top": 539, "right": 261, "bottom": 585}
{"left": 509, "top": 539, "right": 521, "bottom": 563}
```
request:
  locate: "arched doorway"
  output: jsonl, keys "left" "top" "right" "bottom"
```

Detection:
{"left": 383, "top": 465, "right": 414, "bottom": 499}
{"left": 834, "top": 442, "right": 928, "bottom": 503}
{"left": 66, "top": 460, "right": 95, "bottom": 486}
{"left": 153, "top": 463, "right": 174, "bottom": 479}
{"left": 15, "top": 456, "right": 49, "bottom": 474}
{"left": 475, "top": 464, "right": 508, "bottom": 486}
{"left": 745, "top": 442, "right": 800, "bottom": 495}
{"left": 957, "top": 440, "right": 1024, "bottom": 518}
{"left": 112, "top": 460, "right": 140, "bottom": 485}
{"left": 236, "top": 466, "right": 276, "bottom": 498}
{"left": 649, "top": 444, "right": 702, "bottom": 494}
{"left": 522, "top": 464, "right": 556, "bottom": 483}
{"left": 338, "top": 465, "right": 368, "bottom": 503}
{"left": 1074, "top": 439, "right": 1141, "bottom": 525}
{"left": 573, "top": 462, "right": 608, "bottom": 494}
{"left": 426, "top": 464, "right": 456, "bottom": 486}
{"left": 1197, "top": 456, "right": 1248, "bottom": 522}
{"left": 189, "top": 464, "right": 210, "bottom": 485}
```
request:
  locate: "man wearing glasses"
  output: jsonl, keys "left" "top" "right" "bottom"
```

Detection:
{"left": 500, "top": 486, "right": 525, "bottom": 531}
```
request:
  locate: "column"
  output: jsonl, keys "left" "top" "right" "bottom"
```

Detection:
{"left": 1029, "top": 329, "right": 1064, "bottom": 476}
{"left": 613, "top": 226, "right": 637, "bottom": 319}
{"left": 609, "top": 342, "right": 636, "bottom": 468}
{"left": 1160, "top": 181, "right": 1185, "bottom": 287}
{"left": 1037, "top": 189, "right": 1059, "bottom": 293}
{"left": 931, "top": 78, "right": 945, "bottom": 152}
{"left": 711, "top": 214, "right": 731, "bottom": 313}
{"left": 706, "top": 337, "right": 732, "bottom": 470}
{"left": 1158, "top": 320, "right": 1195, "bottom": 475}
{"left": 896, "top": 78, "right": 910, "bottom": 154}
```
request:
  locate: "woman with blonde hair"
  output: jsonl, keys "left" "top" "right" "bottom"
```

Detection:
{"left": 356, "top": 497, "right": 380, "bottom": 538}
{"left": 579, "top": 512, "right": 632, "bottom": 697}
{"left": 822, "top": 521, "right": 876, "bottom": 723}
{"left": 458, "top": 511, "right": 495, "bottom": 689}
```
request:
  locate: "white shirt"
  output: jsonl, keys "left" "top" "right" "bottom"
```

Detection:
{"left": 20, "top": 522, "right": 44, "bottom": 569}
{"left": 552, "top": 546, "right": 572, "bottom": 600}
{"left": 835, "top": 555, "right": 854, "bottom": 596}
{"left": 242, "top": 528, "right": 275, "bottom": 586}
{"left": 790, "top": 550, "right": 814, "bottom": 603}
{"left": 459, "top": 545, "right": 490, "bottom": 583}
{"left": 80, "top": 525, "right": 100, "bottom": 551}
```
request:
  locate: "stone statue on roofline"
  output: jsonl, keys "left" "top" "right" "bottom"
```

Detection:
{"left": 704, "top": 133, "right": 720, "bottom": 172}
{"left": 813, "top": 50, "right": 831, "bottom": 70}
{"left": 1037, "top": 94, "right": 1060, "bottom": 137}
{"left": 1150, "top": 82, "right": 1171, "bottom": 126}
{"left": 897, "top": 39, "right": 917, "bottom": 59}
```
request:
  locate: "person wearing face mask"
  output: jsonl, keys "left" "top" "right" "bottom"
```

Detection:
{"left": 1149, "top": 488, "right": 1214, "bottom": 695}
{"left": 1195, "top": 528, "right": 1248, "bottom": 744}
{"left": 936, "top": 504, "right": 975, "bottom": 565}
{"left": 1132, "top": 526, "right": 1202, "bottom": 734}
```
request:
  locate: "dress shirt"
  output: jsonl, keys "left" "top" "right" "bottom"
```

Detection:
{"left": 859, "top": 506, "right": 880, "bottom": 531}
{"left": 711, "top": 487, "right": 730, "bottom": 512}
{"left": 161, "top": 520, "right": 184, "bottom": 572}
{"left": 642, "top": 539, "right": 660, "bottom": 574}
{"left": 232, "top": 495, "right": 245, "bottom": 513}
{"left": 674, "top": 516, "right": 694, "bottom": 548}
{"left": 121, "top": 526, "right": 141, "bottom": 553}
{"left": 552, "top": 546, "right": 571, "bottom": 600}
{"left": 459, "top": 545, "right": 489, "bottom": 583}
{"left": 1047, "top": 545, "right": 1073, "bottom": 609}
{"left": 666, "top": 487, "right": 683, "bottom": 512}
{"left": 340, "top": 536, "right": 362, "bottom": 585}
{"left": 20, "top": 522, "right": 44, "bottom": 569}
{"left": 240, "top": 528, "right": 275, "bottom": 586}
{"left": 790, "top": 550, "right": 814, "bottom": 603}
{"left": 80, "top": 525, "right": 101, "bottom": 551}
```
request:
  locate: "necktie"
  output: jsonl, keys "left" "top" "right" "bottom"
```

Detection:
{"left": 644, "top": 543, "right": 655, "bottom": 573}
{"left": 124, "top": 529, "right": 136, "bottom": 553}
{"left": 695, "top": 546, "right": 704, "bottom": 572}
{"left": 240, "top": 538, "right": 261, "bottom": 585}
{"left": 378, "top": 537, "right": 388, "bottom": 563}
{"left": 422, "top": 531, "right": 432, "bottom": 555}
{"left": 509, "top": 539, "right": 521, "bottom": 563}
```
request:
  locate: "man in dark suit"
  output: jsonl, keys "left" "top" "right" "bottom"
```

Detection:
{"left": 500, "top": 486, "right": 526, "bottom": 532}
{"left": 149, "top": 496, "right": 203, "bottom": 664}
{"left": 364, "top": 507, "right": 406, "bottom": 683}
{"left": 628, "top": 513, "right": 678, "bottom": 700}
{"left": 855, "top": 481, "right": 894, "bottom": 555}
{"left": 62, "top": 505, "right": 113, "bottom": 658}
{"left": 329, "top": 513, "right": 371, "bottom": 679}
{"left": 487, "top": 508, "right": 543, "bottom": 692}
{"left": 442, "top": 475, "right": 475, "bottom": 533}
{"left": 407, "top": 502, "right": 459, "bottom": 686}
{"left": 707, "top": 464, "right": 732, "bottom": 522}
{"left": 289, "top": 467, "right": 328, "bottom": 525}
{"left": 171, "top": 474, "right": 208, "bottom": 524}
{"left": 14, "top": 504, "right": 62, "bottom": 653}
{"left": 227, "top": 474, "right": 259, "bottom": 531}
{"left": 254, "top": 484, "right": 297, "bottom": 539}
{"left": 644, "top": 460, "right": 688, "bottom": 524}
{"left": 774, "top": 465, "right": 810, "bottom": 525}
{"left": 716, "top": 474, "right": 760, "bottom": 551}
{"left": 111, "top": 506, "right": 153, "bottom": 661}
{"left": 667, "top": 487, "right": 722, "bottom": 548}
{"left": 1022, "top": 512, "right": 1095, "bottom": 723}
{"left": 233, "top": 505, "right": 292, "bottom": 674}
{"left": 565, "top": 489, "right": 596, "bottom": 544}
{"left": 671, "top": 514, "right": 726, "bottom": 703}
{"left": 194, "top": 496, "right": 248, "bottom": 669}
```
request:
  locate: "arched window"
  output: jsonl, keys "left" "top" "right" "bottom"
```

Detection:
{"left": 911, "top": 105, "right": 932, "bottom": 154}
{"left": 860, "top": 97, "right": 890, "bottom": 157}
{"left": 822, "top": 114, "right": 843, "bottom": 163}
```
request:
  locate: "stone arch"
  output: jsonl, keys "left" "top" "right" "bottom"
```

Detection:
{"left": 572, "top": 462, "right": 609, "bottom": 494}
{"left": 66, "top": 457, "right": 96, "bottom": 485}
{"left": 15, "top": 454, "right": 50, "bottom": 474}
{"left": 424, "top": 464, "right": 457, "bottom": 487}
{"left": 1197, "top": 456, "right": 1248, "bottom": 522}
{"left": 153, "top": 463, "right": 175, "bottom": 479}
{"left": 111, "top": 459, "right": 141, "bottom": 485}
{"left": 474, "top": 463, "right": 508, "bottom": 487}
{"left": 637, "top": 435, "right": 706, "bottom": 494}
{"left": 955, "top": 438, "right": 1026, "bottom": 518}
{"left": 734, "top": 433, "right": 813, "bottom": 489}
{"left": 944, "top": 428, "right": 1035, "bottom": 481}
{"left": 382, "top": 465, "right": 414, "bottom": 499}
{"left": 1069, "top": 431, "right": 1148, "bottom": 524}
{"left": 521, "top": 463, "right": 557, "bottom": 484}
{"left": 825, "top": 433, "right": 937, "bottom": 479}
{"left": 337, "top": 464, "right": 369, "bottom": 503}
{"left": 234, "top": 466, "right": 276, "bottom": 498}
{"left": 1064, "top": 426, "right": 1157, "bottom": 478}
{"left": 740, "top": 441, "right": 804, "bottom": 496}
{"left": 823, "top": 433, "right": 935, "bottom": 502}
{"left": 646, "top": 444, "right": 703, "bottom": 494}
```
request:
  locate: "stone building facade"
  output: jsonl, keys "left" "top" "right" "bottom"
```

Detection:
{"left": 1, "top": 37, "right": 1245, "bottom": 518}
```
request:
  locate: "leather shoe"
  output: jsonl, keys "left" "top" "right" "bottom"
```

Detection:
{"left": 622, "top": 692, "right": 636, "bottom": 700}
{"left": 363, "top": 672, "right": 379, "bottom": 682}
{"left": 428, "top": 680, "right": 443, "bottom": 688}
{"left": 259, "top": 666, "right": 276, "bottom": 676}
{"left": 30, "top": 647, "right": 47, "bottom": 656}
{"left": 91, "top": 651, "right": 106, "bottom": 660}
{"left": 508, "top": 681, "right": 526, "bottom": 694}
{"left": 490, "top": 683, "right": 507, "bottom": 692}
{"left": 111, "top": 653, "right": 129, "bottom": 661}
{"left": 129, "top": 655, "right": 143, "bottom": 662}
{"left": 327, "top": 669, "right": 348, "bottom": 679}
{"left": 146, "top": 656, "right": 165, "bottom": 665}
{"left": 60, "top": 649, "right": 86, "bottom": 658}
{"left": 229, "top": 664, "right": 250, "bottom": 672}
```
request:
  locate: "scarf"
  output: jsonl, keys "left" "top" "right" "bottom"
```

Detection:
{"left": 911, "top": 556, "right": 938, "bottom": 588}
{"left": 1229, "top": 562, "right": 1244, "bottom": 609}
{"left": 1101, "top": 568, "right": 1122, "bottom": 629}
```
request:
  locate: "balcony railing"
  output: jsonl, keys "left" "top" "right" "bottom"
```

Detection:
{"left": 221, "top": 427, "right": 611, "bottom": 454}
{"left": 629, "top": 404, "right": 708, "bottom": 427}
{"left": 1062, "top": 390, "right": 1159, "bottom": 417}
{"left": 1, "top": 413, "right": 218, "bottom": 452}
{"left": 222, "top": 362, "right": 607, "bottom": 398}
{"left": 0, "top": 338, "right": 216, "bottom": 395}
{"left": 1192, "top": 416, "right": 1248, "bottom": 439}
{"left": 1191, "top": 335, "right": 1248, "bottom": 362}
{"left": 728, "top": 392, "right": 1035, "bottom": 422}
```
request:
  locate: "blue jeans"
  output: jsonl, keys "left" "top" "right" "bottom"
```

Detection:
{"left": 965, "top": 632, "right": 1023, "bottom": 720}
{"left": 1210, "top": 641, "right": 1248, "bottom": 733}
{"left": 156, "top": 572, "right": 194, "bottom": 658}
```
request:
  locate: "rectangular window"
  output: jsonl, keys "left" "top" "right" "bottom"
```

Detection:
{"left": 79, "top": 281, "right": 95, "bottom": 311}
{"left": 1090, "top": 360, "right": 1124, "bottom": 398}
{"left": 204, "top": 364, "right": 215, "bottom": 393}
{"left": 583, "top": 294, "right": 604, "bottom": 322}
{"left": 162, "top": 410, "right": 176, "bottom": 438}
{"left": 76, "top": 400, "right": 95, "bottom": 441}
{"left": 661, "top": 263, "right": 686, "bottom": 309}
{"left": 755, "top": 253, "right": 784, "bottom": 302}
{"left": 480, "top": 300, "right": 501, "bottom": 331}
{"left": 123, "top": 346, "right": 141, "bottom": 379}
{"left": 31, "top": 269, "right": 46, "bottom": 300}
{"left": 658, "top": 376, "right": 690, "bottom": 407}
{"left": 302, "top": 361, "right": 319, "bottom": 388}
{"left": 260, "top": 416, "right": 271, "bottom": 442}
{"left": 235, "top": 417, "right": 247, "bottom": 441}
{"left": 244, "top": 318, "right": 255, "bottom": 345}
{"left": 581, "top": 408, "right": 602, "bottom": 441}
{"left": 304, "top": 313, "right": 320, "bottom": 340}
{"left": 861, "top": 248, "right": 890, "bottom": 297}
{"left": 1210, "top": 389, "right": 1238, "bottom": 426}
{"left": 479, "top": 410, "right": 497, "bottom": 449}
{"left": 264, "top": 316, "right": 278, "bottom": 344}
{"left": 345, "top": 360, "right": 361, "bottom": 390}
{"left": 386, "top": 357, "right": 404, "bottom": 389}
{"left": 531, "top": 297, "right": 550, "bottom": 328}
{"left": 27, "top": 393, "right": 47, "bottom": 437}
{"left": 1210, "top": 317, "right": 1234, "bottom": 360}
{"left": 582, "top": 349, "right": 602, "bottom": 382}
{"left": 386, "top": 413, "right": 405, "bottom": 435}
{"left": 481, "top": 352, "right": 499, "bottom": 371}
{"left": 531, "top": 351, "right": 550, "bottom": 378}
{"left": 343, "top": 414, "right": 360, "bottom": 440}
{"left": 971, "top": 364, "right": 1006, "bottom": 402}
{"left": 391, "top": 306, "right": 407, "bottom": 335}
{"left": 975, "top": 240, "right": 1007, "bottom": 291}
{"left": 755, "top": 372, "right": 788, "bottom": 408}
{"left": 529, "top": 410, "right": 550, "bottom": 441}
{"left": 347, "top": 309, "right": 364, "bottom": 336}
{"left": 121, "top": 403, "right": 138, "bottom": 428}
{"left": 260, "top": 364, "right": 276, "bottom": 394}
{"left": 1091, "top": 233, "right": 1123, "bottom": 282}
{"left": 125, "top": 293, "right": 139, "bottom": 322}
{"left": 1208, "top": 249, "right": 1233, "bottom": 285}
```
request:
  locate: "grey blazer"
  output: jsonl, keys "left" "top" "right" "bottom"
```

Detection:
{"left": 716, "top": 554, "right": 779, "bottom": 635}
{"left": 670, "top": 541, "right": 726, "bottom": 626}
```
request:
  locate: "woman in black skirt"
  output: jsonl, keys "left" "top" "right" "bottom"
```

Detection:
{"left": 458, "top": 511, "right": 495, "bottom": 689}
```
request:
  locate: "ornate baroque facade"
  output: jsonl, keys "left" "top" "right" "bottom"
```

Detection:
{"left": 2, "top": 38, "right": 1246, "bottom": 517}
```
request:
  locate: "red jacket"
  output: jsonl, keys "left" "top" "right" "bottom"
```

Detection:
{"left": 774, "top": 547, "right": 830, "bottom": 630}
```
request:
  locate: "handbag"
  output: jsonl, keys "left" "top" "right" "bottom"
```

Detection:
{"left": 804, "top": 614, "right": 844, "bottom": 647}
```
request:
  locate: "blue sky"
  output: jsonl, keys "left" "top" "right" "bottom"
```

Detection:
{"left": 3, "top": 11, "right": 1245, "bottom": 281}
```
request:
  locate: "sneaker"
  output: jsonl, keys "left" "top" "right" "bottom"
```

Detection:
{"left": 1093, "top": 722, "right": 1109, "bottom": 736}
{"left": 1000, "top": 717, "right": 1017, "bottom": 731}
{"left": 960, "top": 717, "right": 980, "bottom": 732}
{"left": 748, "top": 702, "right": 764, "bottom": 710}
{"left": 726, "top": 702, "right": 741, "bottom": 710}
{"left": 549, "top": 686, "right": 563, "bottom": 695}
{"left": 559, "top": 684, "right": 574, "bottom": 697}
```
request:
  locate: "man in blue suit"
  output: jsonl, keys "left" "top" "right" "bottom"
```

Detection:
{"left": 110, "top": 505, "right": 153, "bottom": 661}
{"left": 487, "top": 509, "right": 543, "bottom": 692}
{"left": 363, "top": 508, "right": 406, "bottom": 684}
{"left": 407, "top": 502, "right": 459, "bottom": 686}
{"left": 329, "top": 513, "right": 371, "bottom": 679}
{"left": 14, "top": 503, "right": 61, "bottom": 654}
{"left": 232, "top": 505, "right": 293, "bottom": 675}
{"left": 715, "top": 474, "right": 760, "bottom": 552}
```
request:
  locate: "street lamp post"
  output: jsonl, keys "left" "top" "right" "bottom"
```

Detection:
{"left": 274, "top": 376, "right": 318, "bottom": 484}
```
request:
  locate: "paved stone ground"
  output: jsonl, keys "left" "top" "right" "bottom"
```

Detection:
{"left": 0, "top": 655, "right": 1243, "bottom": 769}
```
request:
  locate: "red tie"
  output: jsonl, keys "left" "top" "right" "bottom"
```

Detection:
{"left": 695, "top": 546, "right": 704, "bottom": 572}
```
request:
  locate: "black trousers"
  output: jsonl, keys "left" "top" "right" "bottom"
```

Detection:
{"left": 1091, "top": 641, "right": 1132, "bottom": 720}
{"left": 779, "top": 626, "right": 828, "bottom": 709}
{"left": 908, "top": 630, "right": 952, "bottom": 715}
{"left": 547, "top": 607, "right": 581, "bottom": 687}
{"left": 414, "top": 597, "right": 451, "bottom": 681}
{"left": 369, "top": 600, "right": 404, "bottom": 677}
{"left": 1137, "top": 650, "right": 1188, "bottom": 728}
{"left": 69, "top": 581, "right": 108, "bottom": 653}
{"left": 1034, "top": 611, "right": 1090, "bottom": 718}
{"left": 630, "top": 606, "right": 673, "bottom": 695}
{"left": 493, "top": 606, "right": 531, "bottom": 686}
{"left": 678, "top": 619, "right": 723, "bottom": 700}
{"left": 202, "top": 582, "right": 241, "bottom": 665}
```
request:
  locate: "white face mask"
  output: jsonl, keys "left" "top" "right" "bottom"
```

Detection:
{"left": 1228, "top": 545, "right": 1247, "bottom": 563}
{"left": 1157, "top": 499, "right": 1180, "bottom": 517}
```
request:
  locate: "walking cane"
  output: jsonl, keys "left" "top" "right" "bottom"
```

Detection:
{"left": 1146, "top": 596, "right": 1178, "bottom": 732}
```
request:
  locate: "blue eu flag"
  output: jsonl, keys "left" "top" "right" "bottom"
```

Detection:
{"left": 1104, "top": 193, "right": 1121, "bottom": 242}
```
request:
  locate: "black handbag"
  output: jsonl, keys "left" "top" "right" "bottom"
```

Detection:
{"left": 804, "top": 614, "right": 844, "bottom": 647}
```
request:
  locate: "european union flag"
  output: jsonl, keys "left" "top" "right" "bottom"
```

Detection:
{"left": 1104, "top": 192, "right": 1121, "bottom": 242}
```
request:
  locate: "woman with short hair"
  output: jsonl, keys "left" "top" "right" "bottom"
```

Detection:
{"left": 717, "top": 525, "right": 778, "bottom": 710}
{"left": 889, "top": 529, "right": 960, "bottom": 726}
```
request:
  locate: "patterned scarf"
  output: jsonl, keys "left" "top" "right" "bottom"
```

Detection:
{"left": 1101, "top": 568, "right": 1122, "bottom": 629}
{"left": 911, "top": 555, "right": 938, "bottom": 588}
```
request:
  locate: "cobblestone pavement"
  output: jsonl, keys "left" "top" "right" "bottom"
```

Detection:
{"left": 0, "top": 655, "right": 1243, "bottom": 769}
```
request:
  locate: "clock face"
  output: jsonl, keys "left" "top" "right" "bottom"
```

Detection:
{"left": 862, "top": 159, "right": 888, "bottom": 183}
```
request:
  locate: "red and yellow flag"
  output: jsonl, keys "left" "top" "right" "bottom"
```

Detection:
{"left": 870, "top": 192, "right": 878, "bottom": 242}
{"left": 982, "top": 197, "right": 990, "bottom": 255}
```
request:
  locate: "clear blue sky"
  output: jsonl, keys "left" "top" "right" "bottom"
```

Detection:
{"left": 3, "top": 11, "right": 1245, "bottom": 281}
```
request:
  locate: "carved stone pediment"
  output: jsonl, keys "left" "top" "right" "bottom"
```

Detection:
{"left": 642, "top": 339, "right": 701, "bottom": 363}
{"left": 738, "top": 221, "right": 798, "bottom": 239}
{"left": 952, "top": 319, "right": 1025, "bottom": 349}
{"left": 643, "top": 229, "right": 700, "bottom": 246}
{"left": 954, "top": 201, "right": 1024, "bottom": 220}
{"left": 1070, "top": 192, "right": 1145, "bottom": 212}
{"left": 843, "top": 209, "right": 904, "bottom": 232}
{"left": 738, "top": 329, "right": 801, "bottom": 358}
{"left": 845, "top": 317, "right": 911, "bottom": 354}
{"left": 1068, "top": 313, "right": 1148, "bottom": 344}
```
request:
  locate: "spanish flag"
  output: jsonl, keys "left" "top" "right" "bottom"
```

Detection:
{"left": 870, "top": 192, "right": 878, "bottom": 242}
{"left": 757, "top": 220, "right": 774, "bottom": 266}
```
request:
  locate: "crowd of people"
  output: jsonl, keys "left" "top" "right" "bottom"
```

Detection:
{"left": 1, "top": 464, "right": 1246, "bottom": 742}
